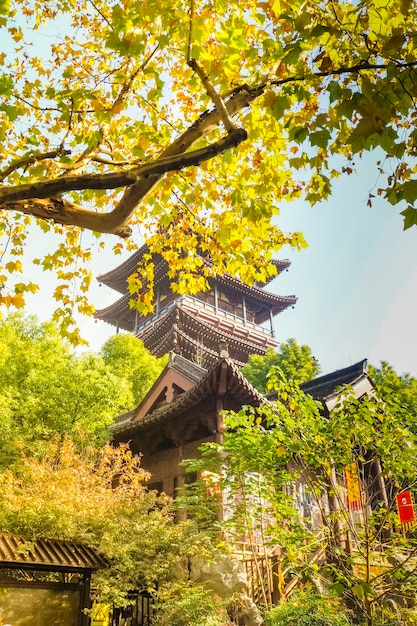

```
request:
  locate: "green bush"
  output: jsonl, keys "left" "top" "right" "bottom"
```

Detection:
{"left": 265, "top": 590, "right": 351, "bottom": 626}
{"left": 152, "top": 582, "right": 231, "bottom": 626}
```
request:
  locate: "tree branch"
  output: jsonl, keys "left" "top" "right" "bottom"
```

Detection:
{"left": 0, "top": 148, "right": 72, "bottom": 183}
{"left": 188, "top": 58, "right": 237, "bottom": 132}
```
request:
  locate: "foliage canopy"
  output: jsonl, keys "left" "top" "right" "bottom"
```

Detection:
{"left": 242, "top": 338, "right": 320, "bottom": 393}
{"left": 1, "top": 0, "right": 417, "bottom": 338}
{"left": 0, "top": 440, "right": 205, "bottom": 607}
{"left": 0, "top": 314, "right": 164, "bottom": 464}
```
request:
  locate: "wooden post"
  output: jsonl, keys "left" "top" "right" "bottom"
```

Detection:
{"left": 269, "top": 307, "right": 274, "bottom": 336}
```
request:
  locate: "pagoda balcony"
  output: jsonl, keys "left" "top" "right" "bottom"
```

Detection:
{"left": 133, "top": 294, "right": 275, "bottom": 338}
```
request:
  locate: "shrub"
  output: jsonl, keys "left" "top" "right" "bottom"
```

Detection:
{"left": 152, "top": 582, "right": 231, "bottom": 626}
{"left": 265, "top": 590, "right": 351, "bottom": 626}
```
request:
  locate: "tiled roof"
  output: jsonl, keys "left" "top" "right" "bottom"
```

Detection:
{"left": 300, "top": 359, "right": 369, "bottom": 402}
{"left": 0, "top": 533, "right": 106, "bottom": 571}
{"left": 137, "top": 304, "right": 277, "bottom": 365}
{"left": 167, "top": 352, "right": 207, "bottom": 383}
{"left": 95, "top": 245, "right": 297, "bottom": 329}
{"left": 97, "top": 246, "right": 293, "bottom": 292}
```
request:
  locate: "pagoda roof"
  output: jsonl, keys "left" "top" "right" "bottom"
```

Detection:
{"left": 300, "top": 359, "right": 373, "bottom": 412}
{"left": 97, "top": 302, "right": 279, "bottom": 366}
{"left": 138, "top": 304, "right": 278, "bottom": 364}
{"left": 300, "top": 359, "right": 368, "bottom": 400}
{"left": 97, "top": 246, "right": 293, "bottom": 295}
{"left": 112, "top": 355, "right": 266, "bottom": 438}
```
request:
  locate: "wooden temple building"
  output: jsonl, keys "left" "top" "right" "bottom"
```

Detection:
{"left": 95, "top": 244, "right": 297, "bottom": 492}
{"left": 95, "top": 245, "right": 297, "bottom": 367}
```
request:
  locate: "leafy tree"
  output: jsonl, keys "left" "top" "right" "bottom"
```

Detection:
{"left": 242, "top": 339, "right": 320, "bottom": 393}
{"left": 0, "top": 315, "right": 163, "bottom": 462}
{"left": 1, "top": 0, "right": 417, "bottom": 338}
{"left": 101, "top": 333, "right": 167, "bottom": 406}
{"left": 153, "top": 582, "right": 230, "bottom": 626}
{"left": 369, "top": 361, "right": 417, "bottom": 425}
{"left": 0, "top": 440, "right": 209, "bottom": 607}
{"left": 184, "top": 370, "right": 417, "bottom": 624}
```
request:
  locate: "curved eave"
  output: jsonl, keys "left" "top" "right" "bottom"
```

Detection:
{"left": 254, "top": 259, "right": 291, "bottom": 287}
{"left": 211, "top": 272, "right": 296, "bottom": 309}
{"left": 97, "top": 246, "right": 293, "bottom": 296}
{"left": 97, "top": 247, "right": 145, "bottom": 289}
{"left": 95, "top": 293, "right": 134, "bottom": 330}
{"left": 255, "top": 295, "right": 297, "bottom": 324}
{"left": 137, "top": 306, "right": 276, "bottom": 364}
{"left": 98, "top": 252, "right": 168, "bottom": 295}
{"left": 113, "top": 357, "right": 267, "bottom": 437}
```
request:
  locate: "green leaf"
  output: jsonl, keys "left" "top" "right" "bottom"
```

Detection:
{"left": 400, "top": 180, "right": 417, "bottom": 204}
{"left": 0, "top": 73, "right": 13, "bottom": 96}
{"left": 400, "top": 206, "right": 417, "bottom": 230}
{"left": 309, "top": 129, "right": 331, "bottom": 149}
{"left": 0, "top": 0, "right": 10, "bottom": 15}
{"left": 283, "top": 42, "right": 302, "bottom": 66}
{"left": 0, "top": 104, "right": 22, "bottom": 122}
{"left": 272, "top": 95, "right": 291, "bottom": 120}
{"left": 329, "top": 582, "right": 345, "bottom": 595}
{"left": 328, "top": 81, "right": 342, "bottom": 104}
{"left": 352, "top": 584, "right": 365, "bottom": 601}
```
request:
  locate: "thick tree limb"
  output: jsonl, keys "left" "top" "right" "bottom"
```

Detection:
{"left": 1, "top": 127, "right": 248, "bottom": 237}
{"left": 187, "top": 58, "right": 237, "bottom": 133}
{"left": 1, "top": 197, "right": 133, "bottom": 238}
{"left": 0, "top": 128, "right": 247, "bottom": 204}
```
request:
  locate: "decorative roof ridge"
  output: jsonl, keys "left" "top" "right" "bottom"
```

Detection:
{"left": 301, "top": 359, "right": 367, "bottom": 389}
{"left": 221, "top": 356, "right": 269, "bottom": 403}
{"left": 167, "top": 351, "right": 207, "bottom": 381}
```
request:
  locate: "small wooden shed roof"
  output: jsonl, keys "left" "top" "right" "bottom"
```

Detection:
{"left": 0, "top": 533, "right": 106, "bottom": 572}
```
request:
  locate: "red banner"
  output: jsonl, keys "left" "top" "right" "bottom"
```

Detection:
{"left": 396, "top": 491, "right": 416, "bottom": 528}
{"left": 344, "top": 462, "right": 362, "bottom": 511}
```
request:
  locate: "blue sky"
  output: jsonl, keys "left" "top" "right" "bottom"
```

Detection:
{"left": 272, "top": 154, "right": 417, "bottom": 377}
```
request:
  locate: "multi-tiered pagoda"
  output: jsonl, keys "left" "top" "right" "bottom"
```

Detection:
{"left": 95, "top": 245, "right": 297, "bottom": 366}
